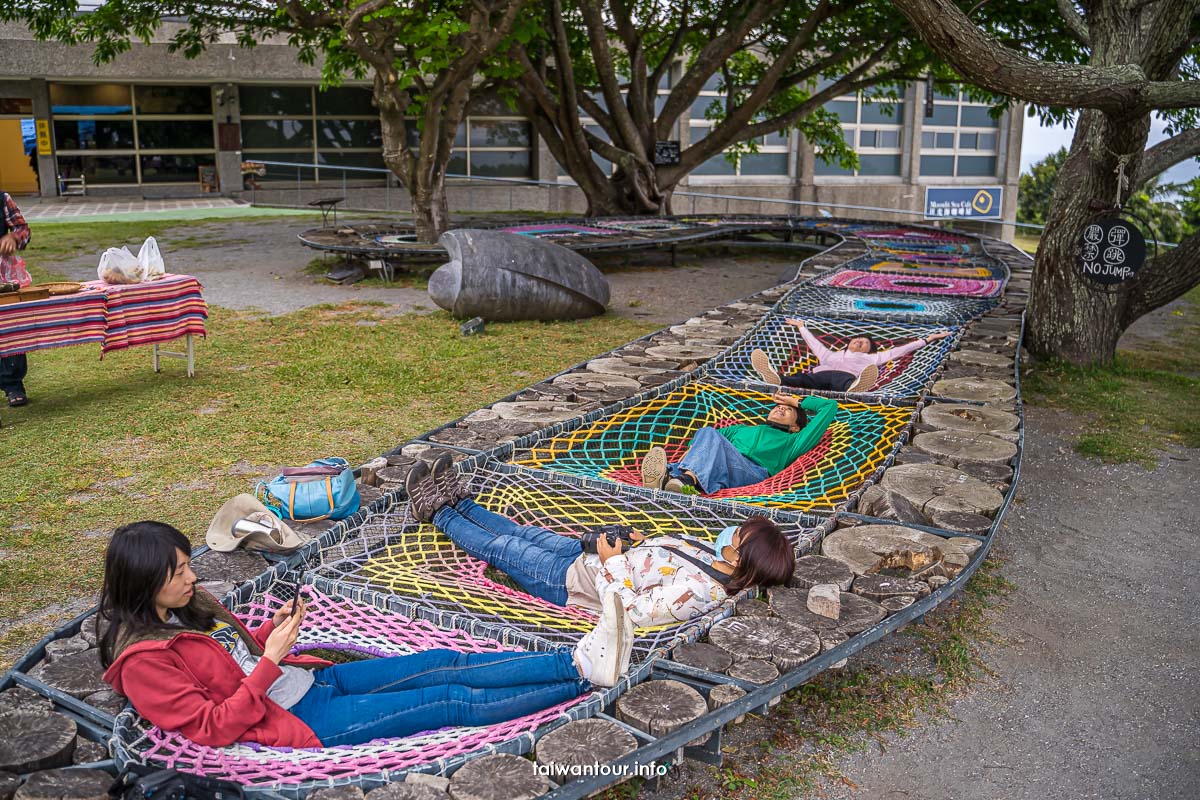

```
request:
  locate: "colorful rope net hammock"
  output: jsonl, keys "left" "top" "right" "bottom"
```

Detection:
{"left": 512, "top": 382, "right": 915, "bottom": 511}
{"left": 703, "top": 316, "right": 958, "bottom": 399}
{"left": 777, "top": 284, "right": 996, "bottom": 325}
{"left": 111, "top": 585, "right": 615, "bottom": 793}
{"left": 306, "top": 463, "right": 826, "bottom": 661}
{"left": 813, "top": 268, "right": 1004, "bottom": 298}
{"left": 844, "top": 253, "right": 1008, "bottom": 280}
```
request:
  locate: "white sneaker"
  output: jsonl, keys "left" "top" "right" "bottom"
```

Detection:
{"left": 574, "top": 590, "right": 634, "bottom": 688}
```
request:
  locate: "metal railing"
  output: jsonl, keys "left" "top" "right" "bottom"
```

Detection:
{"left": 243, "top": 158, "right": 1180, "bottom": 248}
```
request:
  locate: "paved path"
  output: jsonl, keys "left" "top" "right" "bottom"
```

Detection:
{"left": 18, "top": 197, "right": 315, "bottom": 224}
{"left": 815, "top": 406, "right": 1200, "bottom": 800}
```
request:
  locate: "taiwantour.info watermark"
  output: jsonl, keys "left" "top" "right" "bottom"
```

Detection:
{"left": 534, "top": 761, "right": 670, "bottom": 779}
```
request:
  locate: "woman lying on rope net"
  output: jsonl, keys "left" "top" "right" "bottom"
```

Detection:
{"left": 98, "top": 521, "right": 633, "bottom": 749}
{"left": 406, "top": 455, "right": 795, "bottom": 630}
{"left": 750, "top": 317, "right": 952, "bottom": 393}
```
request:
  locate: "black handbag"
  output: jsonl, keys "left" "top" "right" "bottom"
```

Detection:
{"left": 108, "top": 765, "right": 245, "bottom": 800}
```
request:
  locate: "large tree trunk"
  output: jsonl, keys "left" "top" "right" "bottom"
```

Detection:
{"left": 1025, "top": 109, "right": 1151, "bottom": 365}
{"left": 411, "top": 172, "right": 450, "bottom": 244}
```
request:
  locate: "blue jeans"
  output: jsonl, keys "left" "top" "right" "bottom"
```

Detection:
{"left": 289, "top": 649, "right": 586, "bottom": 747}
{"left": 433, "top": 499, "right": 582, "bottom": 606}
{"left": 0, "top": 354, "right": 27, "bottom": 394}
{"left": 668, "top": 426, "right": 769, "bottom": 493}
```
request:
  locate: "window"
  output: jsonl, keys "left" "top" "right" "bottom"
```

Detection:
{"left": 919, "top": 87, "right": 1001, "bottom": 177}
{"left": 683, "top": 74, "right": 790, "bottom": 179}
{"left": 814, "top": 91, "right": 902, "bottom": 178}
{"left": 50, "top": 83, "right": 215, "bottom": 185}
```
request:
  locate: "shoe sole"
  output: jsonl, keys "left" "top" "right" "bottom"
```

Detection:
{"left": 603, "top": 591, "right": 629, "bottom": 686}
{"left": 641, "top": 446, "right": 667, "bottom": 489}
{"left": 848, "top": 363, "right": 879, "bottom": 393}
{"left": 750, "top": 349, "right": 781, "bottom": 384}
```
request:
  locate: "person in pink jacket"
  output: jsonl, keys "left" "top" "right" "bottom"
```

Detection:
{"left": 751, "top": 317, "right": 951, "bottom": 393}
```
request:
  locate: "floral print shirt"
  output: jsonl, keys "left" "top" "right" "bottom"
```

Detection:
{"left": 569, "top": 537, "right": 729, "bottom": 628}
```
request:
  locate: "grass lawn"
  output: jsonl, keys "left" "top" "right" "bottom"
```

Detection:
{"left": 1011, "top": 232, "right": 1041, "bottom": 254}
{"left": 0, "top": 297, "right": 655, "bottom": 663}
{"left": 1023, "top": 286, "right": 1200, "bottom": 466}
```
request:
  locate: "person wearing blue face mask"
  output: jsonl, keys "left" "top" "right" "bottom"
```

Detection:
{"left": 405, "top": 457, "right": 796, "bottom": 631}
{"left": 639, "top": 391, "right": 840, "bottom": 495}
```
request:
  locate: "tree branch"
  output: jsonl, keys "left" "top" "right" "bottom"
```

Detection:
{"left": 1135, "top": 127, "right": 1200, "bottom": 187}
{"left": 1053, "top": 0, "right": 1089, "bottom": 46}
{"left": 890, "top": 0, "right": 1178, "bottom": 113}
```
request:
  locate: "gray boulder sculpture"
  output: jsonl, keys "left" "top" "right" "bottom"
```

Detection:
{"left": 429, "top": 230, "right": 610, "bottom": 321}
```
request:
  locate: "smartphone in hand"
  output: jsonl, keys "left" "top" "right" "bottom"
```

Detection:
{"left": 290, "top": 569, "right": 306, "bottom": 617}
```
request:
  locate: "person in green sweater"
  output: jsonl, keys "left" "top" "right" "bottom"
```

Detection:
{"left": 640, "top": 391, "right": 840, "bottom": 494}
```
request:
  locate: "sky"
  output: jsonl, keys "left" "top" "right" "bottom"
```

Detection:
{"left": 1021, "top": 112, "right": 1199, "bottom": 189}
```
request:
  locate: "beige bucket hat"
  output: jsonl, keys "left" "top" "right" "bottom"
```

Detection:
{"left": 206, "top": 494, "right": 310, "bottom": 553}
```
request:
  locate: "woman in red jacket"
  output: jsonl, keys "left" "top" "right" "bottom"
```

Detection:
{"left": 99, "top": 521, "right": 632, "bottom": 749}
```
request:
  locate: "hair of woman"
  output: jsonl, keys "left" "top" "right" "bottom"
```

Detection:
{"left": 725, "top": 516, "right": 795, "bottom": 594}
{"left": 98, "top": 520, "right": 214, "bottom": 668}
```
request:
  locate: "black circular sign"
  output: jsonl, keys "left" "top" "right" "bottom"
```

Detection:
{"left": 1076, "top": 215, "right": 1146, "bottom": 286}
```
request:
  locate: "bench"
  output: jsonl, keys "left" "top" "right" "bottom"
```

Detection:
{"left": 308, "top": 196, "right": 345, "bottom": 227}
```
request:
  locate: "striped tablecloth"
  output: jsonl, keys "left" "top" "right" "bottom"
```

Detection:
{"left": 0, "top": 274, "right": 207, "bottom": 358}
{"left": 90, "top": 274, "right": 208, "bottom": 354}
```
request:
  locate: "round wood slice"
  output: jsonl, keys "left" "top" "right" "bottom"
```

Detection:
{"left": 928, "top": 575, "right": 950, "bottom": 591}
{"left": 489, "top": 401, "right": 582, "bottom": 424}
{"left": 949, "top": 349, "right": 1013, "bottom": 368}
{"left": 881, "top": 596, "right": 917, "bottom": 615}
{"left": 735, "top": 598, "right": 772, "bottom": 617}
{"left": 0, "top": 711, "right": 76, "bottom": 772}
{"left": 820, "top": 630, "right": 849, "bottom": 668}
{"left": 29, "top": 650, "right": 105, "bottom": 699}
{"left": 707, "top": 683, "right": 747, "bottom": 711}
{"left": 956, "top": 461, "right": 1013, "bottom": 486}
{"left": 725, "top": 659, "right": 779, "bottom": 685}
{"left": 72, "top": 739, "right": 108, "bottom": 765}
{"left": 586, "top": 357, "right": 666, "bottom": 377}
{"left": 705, "top": 617, "right": 820, "bottom": 670}
{"left": 894, "top": 447, "right": 940, "bottom": 465}
{"left": 535, "top": 719, "right": 638, "bottom": 785}
{"left": 0, "top": 772, "right": 19, "bottom": 800}
{"left": 43, "top": 636, "right": 90, "bottom": 663}
{"left": 769, "top": 588, "right": 886, "bottom": 635}
{"left": 929, "top": 510, "right": 992, "bottom": 535}
{"left": 0, "top": 688, "right": 52, "bottom": 715}
{"left": 368, "top": 783, "right": 447, "bottom": 800}
{"left": 912, "top": 431, "right": 1017, "bottom": 466}
{"left": 790, "top": 555, "right": 854, "bottom": 591}
{"left": 615, "top": 680, "right": 707, "bottom": 738}
{"left": 552, "top": 372, "right": 641, "bottom": 392}
{"left": 191, "top": 548, "right": 267, "bottom": 585}
{"left": 931, "top": 377, "right": 1017, "bottom": 404}
{"left": 83, "top": 690, "right": 126, "bottom": 717}
{"left": 672, "top": 641, "right": 734, "bottom": 674}
{"left": 881, "top": 463, "right": 1004, "bottom": 520}
{"left": 921, "top": 404, "right": 1019, "bottom": 434}
{"left": 821, "top": 524, "right": 948, "bottom": 575}
{"left": 405, "top": 774, "right": 451, "bottom": 793}
{"left": 448, "top": 754, "right": 552, "bottom": 800}
{"left": 15, "top": 769, "right": 114, "bottom": 800}
{"left": 309, "top": 786, "right": 367, "bottom": 800}
{"left": 642, "top": 344, "right": 724, "bottom": 363}
{"left": 851, "top": 574, "right": 930, "bottom": 602}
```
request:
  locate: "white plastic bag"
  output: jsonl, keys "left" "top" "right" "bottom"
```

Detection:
{"left": 97, "top": 246, "right": 142, "bottom": 284}
{"left": 137, "top": 236, "right": 165, "bottom": 280}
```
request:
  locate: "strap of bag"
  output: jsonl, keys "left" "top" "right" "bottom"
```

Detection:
{"left": 286, "top": 477, "right": 335, "bottom": 522}
{"left": 659, "top": 544, "right": 731, "bottom": 586}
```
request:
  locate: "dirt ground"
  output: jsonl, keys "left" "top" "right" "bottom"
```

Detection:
{"left": 29, "top": 217, "right": 1200, "bottom": 797}
{"left": 46, "top": 215, "right": 794, "bottom": 323}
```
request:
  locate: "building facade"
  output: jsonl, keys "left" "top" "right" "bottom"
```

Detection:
{"left": 0, "top": 22, "right": 1022, "bottom": 236}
